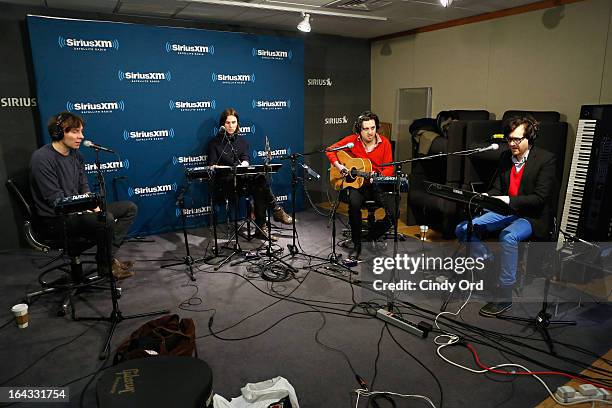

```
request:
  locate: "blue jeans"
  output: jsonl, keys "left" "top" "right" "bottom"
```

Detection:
{"left": 455, "top": 211, "right": 532, "bottom": 287}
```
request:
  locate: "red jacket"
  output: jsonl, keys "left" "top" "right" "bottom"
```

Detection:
{"left": 326, "top": 134, "right": 394, "bottom": 176}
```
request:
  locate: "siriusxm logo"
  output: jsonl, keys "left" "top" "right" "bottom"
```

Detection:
{"left": 252, "top": 148, "right": 290, "bottom": 159}
{"left": 213, "top": 125, "right": 255, "bottom": 136}
{"left": 308, "top": 78, "right": 333, "bottom": 86}
{"left": 165, "top": 42, "right": 215, "bottom": 56}
{"left": 1, "top": 97, "right": 37, "bottom": 108}
{"left": 252, "top": 99, "right": 291, "bottom": 111}
{"left": 172, "top": 155, "right": 207, "bottom": 166}
{"left": 325, "top": 116, "right": 348, "bottom": 125}
{"left": 169, "top": 99, "right": 216, "bottom": 112}
{"left": 275, "top": 194, "right": 291, "bottom": 204}
{"left": 252, "top": 48, "right": 292, "bottom": 60}
{"left": 123, "top": 128, "right": 174, "bottom": 141}
{"left": 85, "top": 159, "right": 129, "bottom": 173}
{"left": 58, "top": 36, "right": 119, "bottom": 52}
{"left": 211, "top": 73, "right": 255, "bottom": 84}
{"left": 176, "top": 206, "right": 212, "bottom": 218}
{"left": 66, "top": 100, "right": 125, "bottom": 114}
{"left": 128, "top": 183, "right": 178, "bottom": 197}
{"left": 118, "top": 70, "right": 172, "bottom": 83}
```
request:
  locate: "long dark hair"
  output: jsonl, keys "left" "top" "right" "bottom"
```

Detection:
{"left": 218, "top": 108, "right": 240, "bottom": 130}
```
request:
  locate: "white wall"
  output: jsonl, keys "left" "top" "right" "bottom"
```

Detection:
{"left": 372, "top": 0, "right": 612, "bottom": 144}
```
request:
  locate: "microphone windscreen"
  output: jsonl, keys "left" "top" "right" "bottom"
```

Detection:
{"left": 346, "top": 142, "right": 355, "bottom": 148}
{"left": 83, "top": 140, "right": 93, "bottom": 147}
{"left": 491, "top": 143, "right": 499, "bottom": 150}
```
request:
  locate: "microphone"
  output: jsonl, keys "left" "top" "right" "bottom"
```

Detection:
{"left": 477, "top": 143, "right": 499, "bottom": 153}
{"left": 220, "top": 125, "right": 237, "bottom": 140}
{"left": 301, "top": 163, "right": 321, "bottom": 180}
{"left": 265, "top": 135, "right": 272, "bottom": 164}
{"left": 83, "top": 140, "right": 114, "bottom": 153}
{"left": 325, "top": 142, "right": 355, "bottom": 152}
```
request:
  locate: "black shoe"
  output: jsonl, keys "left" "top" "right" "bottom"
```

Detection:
{"left": 352, "top": 242, "right": 361, "bottom": 259}
{"left": 479, "top": 284, "right": 513, "bottom": 317}
{"left": 340, "top": 240, "right": 361, "bottom": 258}
{"left": 479, "top": 301, "right": 512, "bottom": 317}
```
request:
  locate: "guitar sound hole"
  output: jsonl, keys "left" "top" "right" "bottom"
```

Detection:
{"left": 346, "top": 168, "right": 357, "bottom": 183}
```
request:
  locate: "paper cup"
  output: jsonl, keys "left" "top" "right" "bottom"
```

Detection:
{"left": 11, "top": 303, "right": 29, "bottom": 329}
{"left": 419, "top": 225, "right": 429, "bottom": 241}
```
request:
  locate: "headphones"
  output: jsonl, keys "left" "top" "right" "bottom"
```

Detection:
{"left": 504, "top": 115, "right": 539, "bottom": 145}
{"left": 524, "top": 115, "right": 539, "bottom": 145}
{"left": 52, "top": 113, "right": 66, "bottom": 141}
{"left": 353, "top": 111, "right": 380, "bottom": 134}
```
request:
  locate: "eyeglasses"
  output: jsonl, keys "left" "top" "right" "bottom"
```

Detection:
{"left": 506, "top": 137, "right": 526, "bottom": 145}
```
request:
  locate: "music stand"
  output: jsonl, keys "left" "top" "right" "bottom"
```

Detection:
{"left": 214, "top": 164, "right": 252, "bottom": 270}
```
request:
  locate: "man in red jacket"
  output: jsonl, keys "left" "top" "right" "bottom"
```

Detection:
{"left": 326, "top": 111, "right": 397, "bottom": 256}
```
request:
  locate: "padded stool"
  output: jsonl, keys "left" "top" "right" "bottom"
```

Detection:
{"left": 97, "top": 356, "right": 213, "bottom": 408}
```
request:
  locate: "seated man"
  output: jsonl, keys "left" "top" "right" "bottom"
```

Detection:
{"left": 326, "top": 111, "right": 398, "bottom": 257}
{"left": 30, "top": 112, "right": 138, "bottom": 279}
{"left": 206, "top": 108, "right": 292, "bottom": 241}
{"left": 455, "top": 115, "right": 556, "bottom": 316}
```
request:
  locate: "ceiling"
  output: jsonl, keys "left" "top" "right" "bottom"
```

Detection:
{"left": 2, "top": 0, "right": 547, "bottom": 39}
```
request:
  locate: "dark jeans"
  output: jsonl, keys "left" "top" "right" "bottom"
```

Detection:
{"left": 347, "top": 185, "right": 399, "bottom": 245}
{"left": 39, "top": 201, "right": 138, "bottom": 270}
{"left": 213, "top": 174, "right": 277, "bottom": 226}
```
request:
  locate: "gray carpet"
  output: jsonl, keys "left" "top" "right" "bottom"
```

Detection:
{"left": 1, "top": 210, "right": 610, "bottom": 408}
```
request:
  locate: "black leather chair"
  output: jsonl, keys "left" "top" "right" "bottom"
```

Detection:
{"left": 458, "top": 114, "right": 568, "bottom": 294}
{"left": 407, "top": 111, "right": 490, "bottom": 237}
{"left": 6, "top": 173, "right": 108, "bottom": 316}
{"left": 502, "top": 110, "right": 560, "bottom": 123}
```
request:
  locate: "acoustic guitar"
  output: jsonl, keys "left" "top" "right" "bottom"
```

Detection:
{"left": 329, "top": 150, "right": 409, "bottom": 192}
{"left": 329, "top": 150, "right": 375, "bottom": 190}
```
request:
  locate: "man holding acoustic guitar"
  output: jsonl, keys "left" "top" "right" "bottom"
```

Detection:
{"left": 326, "top": 111, "right": 398, "bottom": 257}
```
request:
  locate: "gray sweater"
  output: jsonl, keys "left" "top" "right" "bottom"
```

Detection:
{"left": 29, "top": 144, "right": 90, "bottom": 217}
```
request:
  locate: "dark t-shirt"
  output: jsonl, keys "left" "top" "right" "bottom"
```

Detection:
{"left": 29, "top": 144, "right": 89, "bottom": 217}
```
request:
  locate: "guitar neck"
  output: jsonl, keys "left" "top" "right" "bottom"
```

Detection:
{"left": 351, "top": 169, "right": 373, "bottom": 179}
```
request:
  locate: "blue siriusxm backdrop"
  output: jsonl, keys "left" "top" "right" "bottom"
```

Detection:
{"left": 27, "top": 15, "right": 304, "bottom": 236}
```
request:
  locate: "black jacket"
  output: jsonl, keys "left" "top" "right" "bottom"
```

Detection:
{"left": 206, "top": 133, "right": 249, "bottom": 166}
{"left": 488, "top": 146, "right": 557, "bottom": 240}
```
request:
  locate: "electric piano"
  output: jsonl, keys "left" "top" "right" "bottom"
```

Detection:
{"left": 557, "top": 104, "right": 612, "bottom": 249}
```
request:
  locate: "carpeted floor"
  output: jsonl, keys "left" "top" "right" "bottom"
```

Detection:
{"left": 0, "top": 209, "right": 610, "bottom": 407}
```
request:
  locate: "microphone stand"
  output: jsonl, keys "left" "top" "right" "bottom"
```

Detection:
{"left": 247, "top": 139, "right": 297, "bottom": 279}
{"left": 370, "top": 158, "right": 430, "bottom": 337}
{"left": 74, "top": 148, "right": 168, "bottom": 360}
{"left": 160, "top": 181, "right": 205, "bottom": 281}
{"left": 496, "top": 228, "right": 577, "bottom": 354}
{"left": 290, "top": 148, "right": 355, "bottom": 272}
